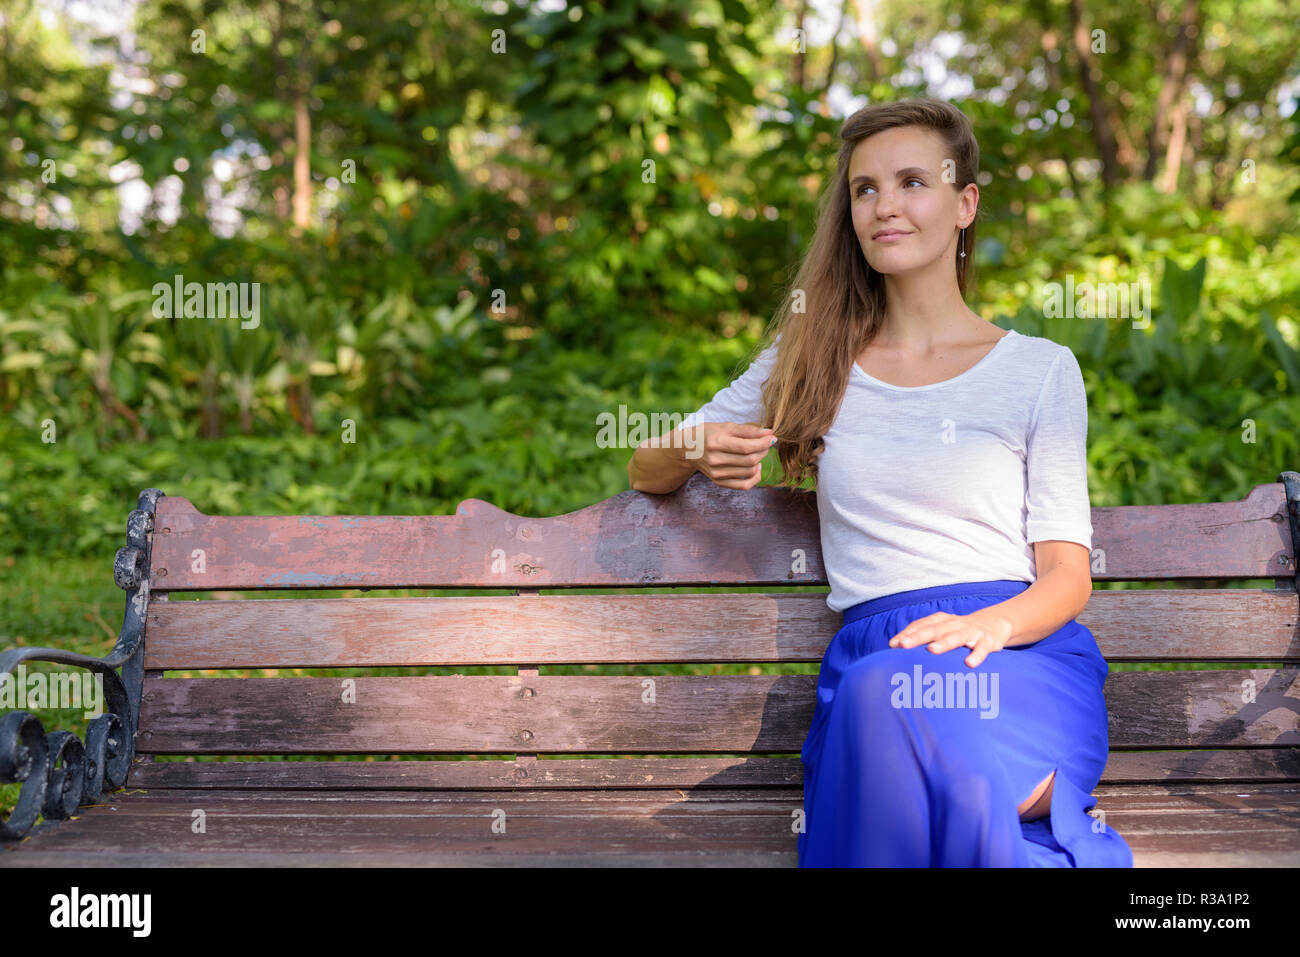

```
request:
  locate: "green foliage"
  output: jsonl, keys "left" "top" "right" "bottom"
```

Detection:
{"left": 0, "top": 2, "right": 1298, "bottom": 723}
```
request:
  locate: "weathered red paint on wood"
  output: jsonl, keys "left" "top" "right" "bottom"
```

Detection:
{"left": 142, "top": 587, "right": 1300, "bottom": 669}
{"left": 133, "top": 669, "right": 1299, "bottom": 754}
{"left": 146, "top": 476, "right": 1291, "bottom": 591}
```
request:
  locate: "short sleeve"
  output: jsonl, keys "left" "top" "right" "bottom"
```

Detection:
{"left": 1024, "top": 348, "right": 1093, "bottom": 549}
{"left": 679, "top": 338, "right": 780, "bottom": 432}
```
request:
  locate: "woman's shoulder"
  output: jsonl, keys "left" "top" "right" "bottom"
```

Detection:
{"left": 1002, "top": 329, "right": 1079, "bottom": 368}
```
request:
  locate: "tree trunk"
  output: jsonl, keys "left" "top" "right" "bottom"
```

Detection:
{"left": 1039, "top": 27, "right": 1085, "bottom": 198}
{"left": 851, "top": 0, "right": 883, "bottom": 82}
{"left": 293, "top": 91, "right": 312, "bottom": 231}
{"left": 1159, "top": 94, "right": 1190, "bottom": 194}
{"left": 818, "top": 0, "right": 850, "bottom": 116}
{"left": 1143, "top": 0, "right": 1199, "bottom": 181}
{"left": 1066, "top": 0, "right": 1120, "bottom": 188}
{"left": 287, "top": 379, "right": 315, "bottom": 435}
{"left": 792, "top": 0, "right": 807, "bottom": 91}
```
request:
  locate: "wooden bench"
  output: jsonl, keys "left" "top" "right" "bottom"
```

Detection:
{"left": 3, "top": 476, "right": 1299, "bottom": 867}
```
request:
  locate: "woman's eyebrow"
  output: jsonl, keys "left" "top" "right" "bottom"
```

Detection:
{"left": 849, "top": 166, "right": 931, "bottom": 186}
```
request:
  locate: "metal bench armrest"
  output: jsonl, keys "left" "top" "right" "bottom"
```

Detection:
{"left": 0, "top": 488, "right": 164, "bottom": 841}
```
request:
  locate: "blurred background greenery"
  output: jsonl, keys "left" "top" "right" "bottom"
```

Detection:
{"left": 2, "top": 0, "right": 1299, "bottom": 812}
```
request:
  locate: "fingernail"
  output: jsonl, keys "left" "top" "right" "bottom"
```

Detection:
{"left": 769, "top": 437, "right": 777, "bottom": 446}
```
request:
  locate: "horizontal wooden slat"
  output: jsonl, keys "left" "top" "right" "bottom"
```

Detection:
{"left": 144, "top": 593, "right": 835, "bottom": 668}
{"left": 135, "top": 674, "right": 817, "bottom": 754}
{"left": 1099, "top": 748, "right": 1300, "bottom": 783}
{"left": 123, "top": 748, "right": 1300, "bottom": 792}
{"left": 5, "top": 784, "right": 1299, "bottom": 867}
{"left": 1108, "top": 668, "right": 1300, "bottom": 748}
{"left": 143, "top": 587, "right": 1300, "bottom": 668}
{"left": 1, "top": 788, "right": 803, "bottom": 866}
{"left": 123, "top": 757, "right": 807, "bottom": 790}
{"left": 136, "top": 669, "right": 1300, "bottom": 754}
{"left": 146, "top": 478, "right": 1292, "bottom": 591}
{"left": 1083, "top": 586, "right": 1300, "bottom": 660}
{"left": 1096, "top": 783, "right": 1300, "bottom": 867}
{"left": 1089, "top": 481, "right": 1291, "bottom": 580}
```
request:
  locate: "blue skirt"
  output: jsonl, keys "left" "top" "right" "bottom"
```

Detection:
{"left": 798, "top": 579, "right": 1134, "bottom": 867}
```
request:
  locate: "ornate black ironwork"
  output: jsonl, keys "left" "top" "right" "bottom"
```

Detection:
{"left": 0, "top": 488, "right": 164, "bottom": 841}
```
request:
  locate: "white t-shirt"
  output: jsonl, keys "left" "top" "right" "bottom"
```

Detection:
{"left": 678, "top": 328, "right": 1093, "bottom": 612}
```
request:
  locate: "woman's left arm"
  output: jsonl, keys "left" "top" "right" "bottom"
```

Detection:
{"left": 889, "top": 541, "right": 1092, "bottom": 665}
{"left": 978, "top": 540, "right": 1093, "bottom": 648}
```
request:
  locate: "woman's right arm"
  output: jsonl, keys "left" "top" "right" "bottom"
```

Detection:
{"left": 627, "top": 426, "right": 701, "bottom": 494}
{"left": 629, "top": 339, "right": 780, "bottom": 494}
{"left": 628, "top": 421, "right": 776, "bottom": 493}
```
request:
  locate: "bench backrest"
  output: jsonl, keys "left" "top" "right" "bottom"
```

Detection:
{"left": 128, "top": 472, "right": 1300, "bottom": 790}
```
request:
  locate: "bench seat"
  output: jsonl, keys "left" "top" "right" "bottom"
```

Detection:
{"left": 6, "top": 778, "right": 1300, "bottom": 867}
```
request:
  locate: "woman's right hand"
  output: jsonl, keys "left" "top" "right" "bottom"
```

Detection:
{"left": 691, "top": 421, "right": 777, "bottom": 490}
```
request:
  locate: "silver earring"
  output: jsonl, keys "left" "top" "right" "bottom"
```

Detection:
{"left": 959, "top": 227, "right": 966, "bottom": 259}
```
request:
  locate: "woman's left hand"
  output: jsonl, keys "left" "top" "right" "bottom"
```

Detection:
{"left": 887, "top": 608, "right": 1014, "bottom": 668}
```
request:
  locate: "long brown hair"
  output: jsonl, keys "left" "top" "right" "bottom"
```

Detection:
{"left": 754, "top": 97, "right": 981, "bottom": 488}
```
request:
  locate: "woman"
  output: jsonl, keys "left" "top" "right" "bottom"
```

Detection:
{"left": 628, "top": 97, "right": 1134, "bottom": 867}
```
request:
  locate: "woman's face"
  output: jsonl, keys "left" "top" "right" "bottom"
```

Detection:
{"left": 847, "top": 126, "right": 973, "bottom": 276}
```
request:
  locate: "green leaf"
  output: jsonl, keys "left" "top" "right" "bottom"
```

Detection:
{"left": 619, "top": 35, "right": 666, "bottom": 70}
{"left": 1160, "top": 256, "right": 1205, "bottom": 323}
{"left": 1, "top": 352, "right": 46, "bottom": 371}
{"left": 689, "top": 99, "right": 731, "bottom": 150}
{"left": 1260, "top": 310, "right": 1300, "bottom": 391}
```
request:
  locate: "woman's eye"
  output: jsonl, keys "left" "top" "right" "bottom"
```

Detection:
{"left": 857, "top": 178, "right": 923, "bottom": 196}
